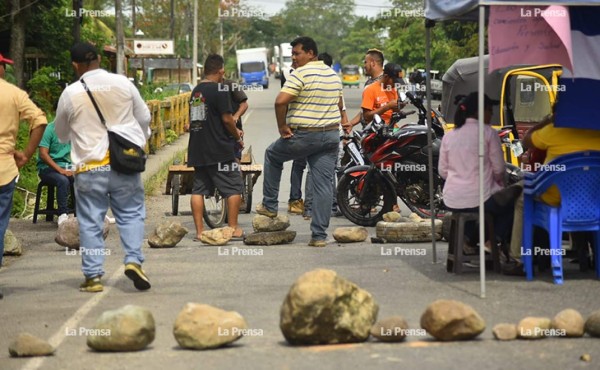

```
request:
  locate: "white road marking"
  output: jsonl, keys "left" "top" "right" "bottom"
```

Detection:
{"left": 21, "top": 266, "right": 124, "bottom": 370}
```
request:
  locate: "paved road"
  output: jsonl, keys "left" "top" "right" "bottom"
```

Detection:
{"left": 1, "top": 76, "right": 599, "bottom": 370}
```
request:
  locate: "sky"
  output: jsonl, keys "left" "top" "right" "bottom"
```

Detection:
{"left": 245, "top": 0, "right": 395, "bottom": 18}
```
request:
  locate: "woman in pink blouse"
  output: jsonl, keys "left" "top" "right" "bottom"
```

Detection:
{"left": 438, "top": 92, "right": 514, "bottom": 254}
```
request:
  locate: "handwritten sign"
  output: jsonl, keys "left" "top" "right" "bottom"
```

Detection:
{"left": 489, "top": 5, "right": 572, "bottom": 73}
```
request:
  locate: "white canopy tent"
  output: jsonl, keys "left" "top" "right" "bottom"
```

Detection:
{"left": 423, "top": 0, "right": 600, "bottom": 297}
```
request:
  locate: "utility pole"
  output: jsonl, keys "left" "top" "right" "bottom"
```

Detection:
{"left": 73, "top": 0, "right": 82, "bottom": 43}
{"left": 192, "top": 0, "right": 198, "bottom": 84}
{"left": 116, "top": 0, "right": 125, "bottom": 75}
{"left": 132, "top": 0, "right": 136, "bottom": 36}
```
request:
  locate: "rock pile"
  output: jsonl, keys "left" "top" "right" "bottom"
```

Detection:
{"left": 200, "top": 227, "right": 234, "bottom": 246}
{"left": 244, "top": 215, "right": 296, "bottom": 245}
{"left": 8, "top": 333, "right": 54, "bottom": 357}
{"left": 87, "top": 305, "right": 155, "bottom": 352}
{"left": 55, "top": 216, "right": 109, "bottom": 249}
{"left": 280, "top": 269, "right": 378, "bottom": 345}
{"left": 420, "top": 299, "right": 486, "bottom": 341}
{"left": 333, "top": 227, "right": 369, "bottom": 243}
{"left": 148, "top": 220, "right": 188, "bottom": 248}
{"left": 3, "top": 230, "right": 22, "bottom": 256}
{"left": 173, "top": 303, "right": 248, "bottom": 349}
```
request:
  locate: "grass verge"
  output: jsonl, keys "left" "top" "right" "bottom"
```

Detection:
{"left": 144, "top": 149, "right": 187, "bottom": 197}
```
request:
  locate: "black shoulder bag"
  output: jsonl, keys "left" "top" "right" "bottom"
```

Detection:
{"left": 81, "top": 78, "right": 147, "bottom": 174}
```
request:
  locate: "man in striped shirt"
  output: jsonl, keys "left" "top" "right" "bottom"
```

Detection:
{"left": 256, "top": 36, "right": 344, "bottom": 247}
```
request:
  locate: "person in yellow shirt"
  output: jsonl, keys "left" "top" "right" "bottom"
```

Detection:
{"left": 0, "top": 54, "right": 47, "bottom": 299}
{"left": 504, "top": 112, "right": 600, "bottom": 275}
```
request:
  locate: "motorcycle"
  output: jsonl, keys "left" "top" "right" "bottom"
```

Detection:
{"left": 337, "top": 91, "right": 446, "bottom": 226}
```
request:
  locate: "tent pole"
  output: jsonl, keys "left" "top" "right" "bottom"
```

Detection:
{"left": 478, "top": 4, "right": 486, "bottom": 299}
{"left": 424, "top": 20, "right": 438, "bottom": 264}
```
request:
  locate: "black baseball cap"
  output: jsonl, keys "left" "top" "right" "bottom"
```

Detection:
{"left": 70, "top": 42, "right": 99, "bottom": 63}
{"left": 383, "top": 63, "right": 403, "bottom": 78}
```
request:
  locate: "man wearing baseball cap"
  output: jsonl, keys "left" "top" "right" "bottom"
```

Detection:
{"left": 55, "top": 42, "right": 152, "bottom": 293}
{"left": 361, "top": 62, "right": 407, "bottom": 125}
{"left": 0, "top": 53, "right": 48, "bottom": 299}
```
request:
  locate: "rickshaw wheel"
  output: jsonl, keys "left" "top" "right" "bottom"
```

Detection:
{"left": 203, "top": 189, "right": 228, "bottom": 228}
{"left": 242, "top": 173, "right": 253, "bottom": 214}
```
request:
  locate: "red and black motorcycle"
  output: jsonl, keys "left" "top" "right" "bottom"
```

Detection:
{"left": 337, "top": 92, "right": 446, "bottom": 226}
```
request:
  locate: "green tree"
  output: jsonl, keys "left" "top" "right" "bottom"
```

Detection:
{"left": 278, "top": 0, "right": 356, "bottom": 61}
{"left": 338, "top": 16, "right": 385, "bottom": 66}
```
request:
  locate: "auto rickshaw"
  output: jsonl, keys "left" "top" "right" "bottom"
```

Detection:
{"left": 441, "top": 55, "right": 562, "bottom": 166}
{"left": 342, "top": 65, "right": 360, "bottom": 88}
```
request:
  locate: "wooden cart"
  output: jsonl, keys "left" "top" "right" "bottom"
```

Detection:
{"left": 165, "top": 147, "right": 262, "bottom": 228}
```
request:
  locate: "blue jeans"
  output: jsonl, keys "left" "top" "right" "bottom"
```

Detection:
{"left": 75, "top": 167, "right": 146, "bottom": 278}
{"left": 263, "top": 130, "right": 339, "bottom": 240}
{"left": 289, "top": 158, "right": 307, "bottom": 201}
{"left": 0, "top": 177, "right": 17, "bottom": 267}
{"left": 39, "top": 168, "right": 73, "bottom": 214}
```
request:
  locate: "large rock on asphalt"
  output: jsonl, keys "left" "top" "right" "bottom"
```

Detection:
{"left": 370, "top": 316, "right": 409, "bottom": 342}
{"left": 552, "top": 309, "right": 584, "bottom": 337}
{"left": 333, "top": 227, "right": 368, "bottom": 243}
{"left": 280, "top": 269, "right": 378, "bottom": 345}
{"left": 517, "top": 317, "right": 552, "bottom": 339}
{"left": 492, "top": 323, "right": 518, "bottom": 341}
{"left": 148, "top": 220, "right": 189, "bottom": 248}
{"left": 420, "top": 300, "right": 485, "bottom": 341}
{"left": 252, "top": 215, "right": 290, "bottom": 232}
{"left": 8, "top": 333, "right": 55, "bottom": 357}
{"left": 87, "top": 305, "right": 155, "bottom": 352}
{"left": 55, "top": 216, "right": 109, "bottom": 249}
{"left": 584, "top": 310, "right": 600, "bottom": 337}
{"left": 244, "top": 231, "right": 296, "bottom": 245}
{"left": 200, "top": 227, "right": 234, "bottom": 246}
{"left": 376, "top": 220, "right": 442, "bottom": 242}
{"left": 3, "top": 229, "right": 22, "bottom": 256}
{"left": 173, "top": 303, "right": 248, "bottom": 349}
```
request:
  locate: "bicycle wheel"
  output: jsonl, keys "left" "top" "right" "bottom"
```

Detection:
{"left": 203, "top": 189, "right": 228, "bottom": 228}
{"left": 171, "top": 175, "right": 180, "bottom": 216}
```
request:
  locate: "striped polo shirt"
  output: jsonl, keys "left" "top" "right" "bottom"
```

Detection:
{"left": 281, "top": 60, "right": 342, "bottom": 128}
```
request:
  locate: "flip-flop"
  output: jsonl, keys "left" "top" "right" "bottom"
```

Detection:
{"left": 193, "top": 237, "right": 202, "bottom": 242}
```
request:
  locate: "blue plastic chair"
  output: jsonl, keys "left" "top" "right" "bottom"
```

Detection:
{"left": 522, "top": 151, "right": 600, "bottom": 284}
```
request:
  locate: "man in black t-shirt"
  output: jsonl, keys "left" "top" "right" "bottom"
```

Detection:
{"left": 188, "top": 54, "right": 245, "bottom": 240}
{"left": 223, "top": 79, "right": 248, "bottom": 159}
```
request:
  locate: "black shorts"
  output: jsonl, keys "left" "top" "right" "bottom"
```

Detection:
{"left": 192, "top": 161, "right": 243, "bottom": 197}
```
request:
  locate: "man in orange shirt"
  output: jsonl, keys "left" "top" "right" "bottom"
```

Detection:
{"left": 361, "top": 63, "right": 406, "bottom": 125}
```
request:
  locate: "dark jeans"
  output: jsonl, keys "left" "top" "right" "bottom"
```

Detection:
{"left": 448, "top": 196, "right": 515, "bottom": 245}
{"left": 289, "top": 158, "right": 307, "bottom": 201}
{"left": 0, "top": 177, "right": 17, "bottom": 267}
{"left": 39, "top": 168, "right": 74, "bottom": 215}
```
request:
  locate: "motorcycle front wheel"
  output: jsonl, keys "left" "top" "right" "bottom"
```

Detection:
{"left": 337, "top": 172, "right": 396, "bottom": 227}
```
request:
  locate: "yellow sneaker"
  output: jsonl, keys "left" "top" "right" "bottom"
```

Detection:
{"left": 256, "top": 203, "right": 277, "bottom": 218}
{"left": 308, "top": 239, "right": 327, "bottom": 248}
{"left": 124, "top": 263, "right": 151, "bottom": 291}
{"left": 288, "top": 199, "right": 304, "bottom": 215}
{"left": 79, "top": 276, "right": 103, "bottom": 293}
